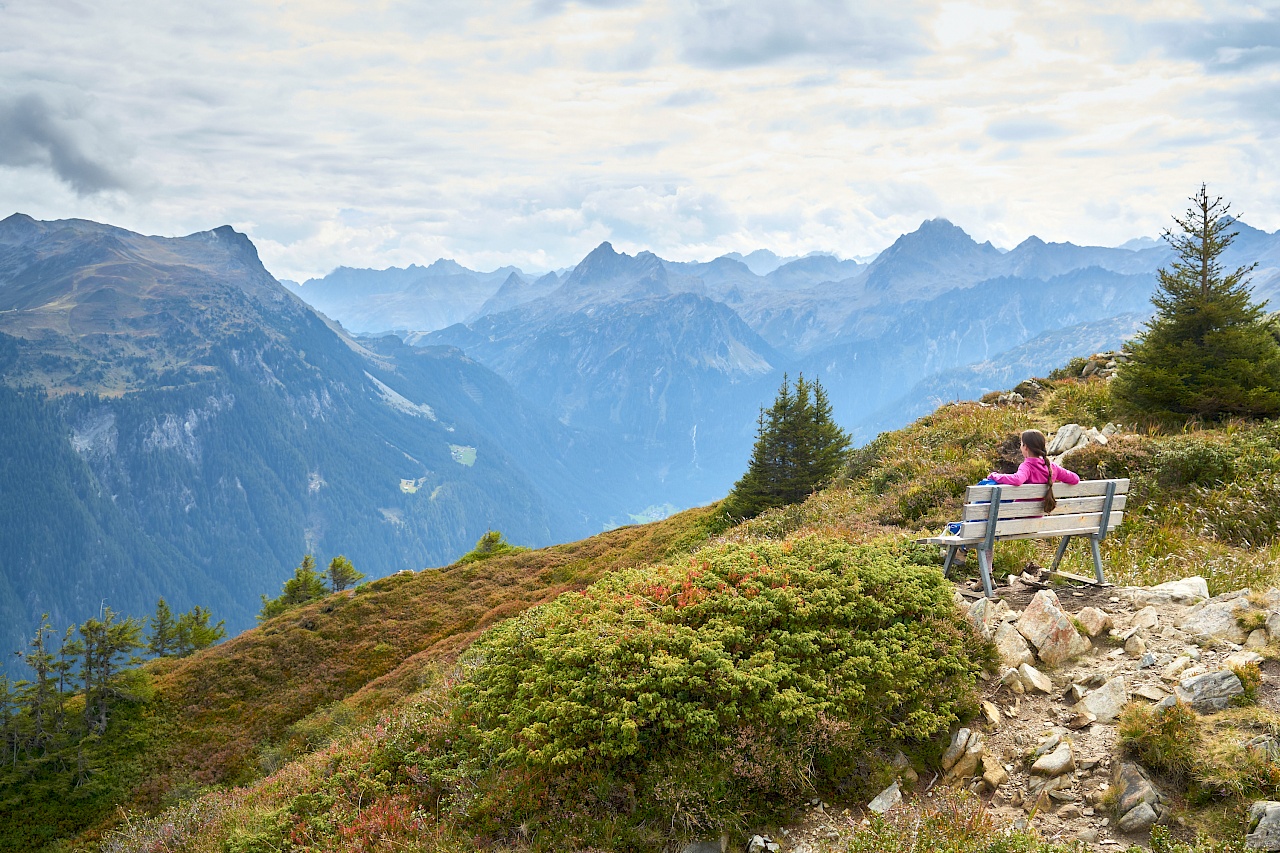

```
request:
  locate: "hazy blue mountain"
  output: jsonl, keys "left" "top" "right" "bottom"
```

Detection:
{"left": 0, "top": 215, "right": 635, "bottom": 670}
{"left": 471, "top": 270, "right": 562, "bottom": 319}
{"left": 855, "top": 313, "right": 1149, "bottom": 440}
{"left": 425, "top": 242, "right": 783, "bottom": 506}
{"left": 798, "top": 267, "right": 1160, "bottom": 431}
{"left": 291, "top": 260, "right": 525, "bottom": 334}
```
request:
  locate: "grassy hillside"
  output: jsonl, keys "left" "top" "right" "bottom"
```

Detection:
{"left": 8, "top": 372, "right": 1280, "bottom": 853}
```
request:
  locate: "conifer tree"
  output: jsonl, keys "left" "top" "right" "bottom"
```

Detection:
{"left": 258, "top": 554, "right": 329, "bottom": 622}
{"left": 1113, "top": 185, "right": 1280, "bottom": 419}
{"left": 174, "top": 606, "right": 225, "bottom": 655}
{"left": 147, "top": 598, "right": 179, "bottom": 657}
{"left": 325, "top": 555, "right": 365, "bottom": 592}
{"left": 722, "top": 374, "right": 851, "bottom": 519}
{"left": 77, "top": 608, "right": 143, "bottom": 734}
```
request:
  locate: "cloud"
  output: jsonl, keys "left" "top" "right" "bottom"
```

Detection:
{"left": 986, "top": 115, "right": 1068, "bottom": 142}
{"left": 677, "top": 0, "right": 930, "bottom": 68}
{"left": 1137, "top": 10, "right": 1280, "bottom": 72}
{"left": 0, "top": 93, "right": 131, "bottom": 195}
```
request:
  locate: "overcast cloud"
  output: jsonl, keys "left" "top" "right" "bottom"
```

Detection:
{"left": 1, "top": 0, "right": 1278, "bottom": 280}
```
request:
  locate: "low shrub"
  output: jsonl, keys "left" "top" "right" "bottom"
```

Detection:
{"left": 409, "top": 536, "right": 993, "bottom": 848}
{"left": 1231, "top": 663, "right": 1263, "bottom": 706}
{"left": 1150, "top": 825, "right": 1248, "bottom": 853}
{"left": 1119, "top": 700, "right": 1202, "bottom": 778}
{"left": 1039, "top": 378, "right": 1113, "bottom": 426}
{"left": 1192, "top": 475, "right": 1280, "bottom": 547}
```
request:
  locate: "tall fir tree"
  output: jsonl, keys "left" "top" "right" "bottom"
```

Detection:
{"left": 723, "top": 374, "right": 851, "bottom": 519}
{"left": 175, "top": 606, "right": 226, "bottom": 655}
{"left": 1113, "top": 185, "right": 1280, "bottom": 420}
{"left": 147, "top": 598, "right": 179, "bottom": 657}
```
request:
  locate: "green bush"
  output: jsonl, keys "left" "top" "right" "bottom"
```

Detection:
{"left": 1156, "top": 437, "right": 1238, "bottom": 487}
{"left": 414, "top": 536, "right": 992, "bottom": 847}
{"left": 1118, "top": 699, "right": 1202, "bottom": 778}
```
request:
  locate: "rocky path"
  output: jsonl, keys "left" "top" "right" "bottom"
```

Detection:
{"left": 773, "top": 571, "right": 1280, "bottom": 853}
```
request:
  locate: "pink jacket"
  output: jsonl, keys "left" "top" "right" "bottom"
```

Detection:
{"left": 988, "top": 457, "right": 1080, "bottom": 487}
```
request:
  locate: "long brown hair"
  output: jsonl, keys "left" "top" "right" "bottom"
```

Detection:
{"left": 1022, "top": 429, "right": 1057, "bottom": 513}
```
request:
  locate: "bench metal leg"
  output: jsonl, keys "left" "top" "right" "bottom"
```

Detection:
{"left": 1090, "top": 536, "right": 1106, "bottom": 584}
{"left": 942, "top": 545, "right": 957, "bottom": 578}
{"left": 1050, "top": 536, "right": 1072, "bottom": 572}
{"left": 977, "top": 547, "right": 995, "bottom": 599}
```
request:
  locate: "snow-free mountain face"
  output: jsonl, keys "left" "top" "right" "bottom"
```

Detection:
{"left": 0, "top": 215, "right": 647, "bottom": 674}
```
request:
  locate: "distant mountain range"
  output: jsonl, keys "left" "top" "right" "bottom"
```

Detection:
{"left": 5, "top": 211, "right": 1280, "bottom": 671}
{"left": 0, "top": 215, "right": 652, "bottom": 669}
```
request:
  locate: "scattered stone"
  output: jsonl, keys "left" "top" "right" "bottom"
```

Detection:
{"left": 1067, "top": 711, "right": 1096, "bottom": 729}
{"left": 941, "top": 728, "right": 971, "bottom": 771}
{"left": 1133, "top": 607, "right": 1160, "bottom": 630}
{"left": 1065, "top": 683, "right": 1088, "bottom": 703}
{"left": 968, "top": 597, "right": 1013, "bottom": 638}
{"left": 1246, "top": 737, "right": 1280, "bottom": 764}
{"left": 1077, "top": 828, "right": 1099, "bottom": 843}
{"left": 1133, "top": 684, "right": 1169, "bottom": 702}
{"left": 1113, "top": 762, "right": 1162, "bottom": 834}
{"left": 1247, "top": 801, "right": 1280, "bottom": 851}
{"left": 1076, "top": 607, "right": 1113, "bottom": 637}
{"left": 981, "top": 700, "right": 1002, "bottom": 728}
{"left": 1117, "top": 802, "right": 1158, "bottom": 833}
{"left": 1032, "top": 741, "right": 1076, "bottom": 778}
{"left": 944, "top": 730, "right": 986, "bottom": 783}
{"left": 1227, "top": 650, "right": 1265, "bottom": 669}
{"left": 1019, "top": 663, "right": 1054, "bottom": 694}
{"left": 1125, "top": 576, "right": 1209, "bottom": 606}
{"left": 1138, "top": 652, "right": 1156, "bottom": 669}
{"left": 1072, "top": 675, "right": 1129, "bottom": 724}
{"left": 994, "top": 622, "right": 1036, "bottom": 669}
{"left": 998, "top": 666, "right": 1029, "bottom": 696}
{"left": 1018, "top": 590, "right": 1093, "bottom": 667}
{"left": 1057, "top": 804, "right": 1083, "bottom": 820}
{"left": 982, "top": 753, "right": 1009, "bottom": 789}
{"left": 1125, "top": 633, "right": 1147, "bottom": 656}
{"left": 1179, "top": 596, "right": 1251, "bottom": 644}
{"left": 1161, "top": 656, "right": 1191, "bottom": 681}
{"left": 1247, "top": 630, "right": 1269, "bottom": 650}
{"left": 1267, "top": 612, "right": 1280, "bottom": 643}
{"left": 867, "top": 781, "right": 902, "bottom": 815}
{"left": 1047, "top": 424, "right": 1085, "bottom": 455}
{"left": 1176, "top": 670, "right": 1245, "bottom": 713}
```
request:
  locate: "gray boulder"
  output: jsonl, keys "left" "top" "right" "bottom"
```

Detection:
{"left": 1248, "top": 801, "right": 1280, "bottom": 850}
{"left": 1071, "top": 675, "right": 1129, "bottom": 724}
{"left": 1114, "top": 762, "right": 1162, "bottom": 834}
{"left": 1047, "top": 424, "right": 1085, "bottom": 455}
{"left": 1176, "top": 670, "right": 1244, "bottom": 713}
{"left": 867, "top": 781, "right": 902, "bottom": 815}
{"left": 1127, "top": 576, "right": 1209, "bottom": 606}
{"left": 1179, "top": 596, "right": 1251, "bottom": 644}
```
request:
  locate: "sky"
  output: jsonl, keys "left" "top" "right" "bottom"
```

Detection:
{"left": 2, "top": 0, "right": 1279, "bottom": 281}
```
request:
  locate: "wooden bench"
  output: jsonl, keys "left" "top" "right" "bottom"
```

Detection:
{"left": 918, "top": 478, "right": 1129, "bottom": 599}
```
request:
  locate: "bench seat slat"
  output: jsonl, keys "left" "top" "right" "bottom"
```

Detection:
{"left": 961, "top": 493, "right": 1128, "bottom": 521}
{"left": 959, "top": 510, "right": 1123, "bottom": 540}
{"left": 923, "top": 522, "right": 1122, "bottom": 546}
{"left": 965, "top": 478, "right": 1128, "bottom": 502}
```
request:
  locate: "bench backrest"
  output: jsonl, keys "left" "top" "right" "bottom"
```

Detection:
{"left": 954, "top": 478, "right": 1129, "bottom": 541}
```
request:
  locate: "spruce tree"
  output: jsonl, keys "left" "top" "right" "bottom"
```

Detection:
{"left": 258, "top": 555, "right": 329, "bottom": 622}
{"left": 325, "top": 555, "right": 365, "bottom": 592}
{"left": 723, "top": 374, "right": 851, "bottom": 519}
{"left": 175, "top": 606, "right": 225, "bottom": 655}
{"left": 147, "top": 598, "right": 179, "bottom": 657}
{"left": 1113, "top": 185, "right": 1280, "bottom": 420}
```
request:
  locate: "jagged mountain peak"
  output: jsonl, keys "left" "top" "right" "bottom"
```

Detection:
{"left": 554, "top": 241, "right": 670, "bottom": 306}
{"left": 424, "top": 258, "right": 470, "bottom": 276}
